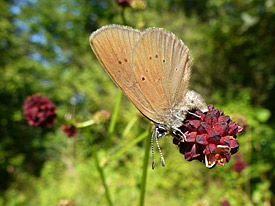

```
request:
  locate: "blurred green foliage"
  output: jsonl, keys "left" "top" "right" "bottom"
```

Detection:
{"left": 0, "top": 0, "right": 275, "bottom": 205}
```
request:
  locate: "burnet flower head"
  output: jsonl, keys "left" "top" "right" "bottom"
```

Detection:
{"left": 116, "top": 0, "right": 131, "bottom": 7}
{"left": 62, "top": 124, "right": 77, "bottom": 137}
{"left": 23, "top": 94, "right": 56, "bottom": 127}
{"left": 233, "top": 153, "right": 246, "bottom": 173}
{"left": 172, "top": 105, "right": 243, "bottom": 168}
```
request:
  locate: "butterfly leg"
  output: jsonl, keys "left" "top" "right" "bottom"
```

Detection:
{"left": 186, "top": 110, "right": 201, "bottom": 118}
{"left": 172, "top": 127, "right": 187, "bottom": 142}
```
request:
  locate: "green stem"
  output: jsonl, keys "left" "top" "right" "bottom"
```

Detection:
{"left": 108, "top": 130, "right": 148, "bottom": 162}
{"left": 105, "top": 89, "right": 123, "bottom": 150}
{"left": 92, "top": 144, "right": 113, "bottom": 206}
{"left": 121, "top": 116, "right": 138, "bottom": 138}
{"left": 121, "top": 7, "right": 127, "bottom": 25}
{"left": 139, "top": 127, "right": 151, "bottom": 206}
{"left": 75, "top": 119, "right": 95, "bottom": 128}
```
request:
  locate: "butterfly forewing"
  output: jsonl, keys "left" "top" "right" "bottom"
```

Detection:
{"left": 89, "top": 25, "right": 163, "bottom": 123}
{"left": 132, "top": 28, "right": 191, "bottom": 124}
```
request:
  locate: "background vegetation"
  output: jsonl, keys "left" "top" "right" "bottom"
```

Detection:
{"left": 0, "top": 0, "right": 275, "bottom": 205}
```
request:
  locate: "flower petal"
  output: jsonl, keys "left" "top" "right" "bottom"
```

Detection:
{"left": 214, "top": 122, "right": 229, "bottom": 136}
{"left": 191, "top": 144, "right": 200, "bottom": 159}
{"left": 228, "top": 121, "right": 238, "bottom": 136}
{"left": 205, "top": 154, "right": 216, "bottom": 168}
{"left": 197, "top": 122, "right": 211, "bottom": 134}
{"left": 186, "top": 132, "right": 197, "bottom": 142}
{"left": 196, "top": 134, "right": 208, "bottom": 145}
{"left": 229, "top": 137, "right": 239, "bottom": 154}
{"left": 207, "top": 130, "right": 220, "bottom": 144}
{"left": 218, "top": 115, "right": 230, "bottom": 123}
{"left": 204, "top": 112, "right": 218, "bottom": 125}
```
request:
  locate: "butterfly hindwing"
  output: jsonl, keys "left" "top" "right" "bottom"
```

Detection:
{"left": 132, "top": 28, "right": 191, "bottom": 123}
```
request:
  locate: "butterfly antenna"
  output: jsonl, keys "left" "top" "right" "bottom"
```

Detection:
{"left": 151, "top": 129, "right": 156, "bottom": 169}
{"left": 155, "top": 133, "right": 165, "bottom": 168}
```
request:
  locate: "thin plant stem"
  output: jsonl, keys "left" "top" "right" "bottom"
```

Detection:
{"left": 139, "top": 126, "right": 151, "bottom": 206}
{"left": 92, "top": 144, "right": 113, "bottom": 206}
{"left": 105, "top": 89, "right": 123, "bottom": 150}
{"left": 121, "top": 116, "right": 138, "bottom": 138}
{"left": 121, "top": 7, "right": 127, "bottom": 25}
{"left": 107, "top": 130, "right": 149, "bottom": 163}
{"left": 75, "top": 119, "right": 95, "bottom": 128}
{"left": 108, "top": 116, "right": 138, "bottom": 155}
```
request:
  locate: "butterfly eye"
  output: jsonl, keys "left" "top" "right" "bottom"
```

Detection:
{"left": 158, "top": 127, "right": 166, "bottom": 133}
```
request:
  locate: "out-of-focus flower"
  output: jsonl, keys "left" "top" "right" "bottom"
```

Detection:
{"left": 57, "top": 198, "right": 75, "bottom": 206}
{"left": 23, "top": 94, "right": 56, "bottom": 127}
{"left": 221, "top": 199, "right": 230, "bottom": 206}
{"left": 116, "top": 0, "right": 131, "bottom": 7}
{"left": 130, "top": 0, "right": 146, "bottom": 11}
{"left": 172, "top": 105, "right": 243, "bottom": 168}
{"left": 62, "top": 124, "right": 77, "bottom": 137}
{"left": 192, "top": 199, "right": 210, "bottom": 206}
{"left": 233, "top": 153, "right": 246, "bottom": 173}
{"left": 94, "top": 109, "right": 111, "bottom": 123}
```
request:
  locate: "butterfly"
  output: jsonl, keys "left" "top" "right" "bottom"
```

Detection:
{"left": 89, "top": 25, "right": 208, "bottom": 169}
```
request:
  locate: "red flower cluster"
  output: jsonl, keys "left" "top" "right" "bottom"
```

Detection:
{"left": 172, "top": 105, "right": 243, "bottom": 168}
{"left": 221, "top": 199, "right": 231, "bottom": 206}
{"left": 233, "top": 153, "right": 246, "bottom": 173}
{"left": 23, "top": 94, "right": 56, "bottom": 127}
{"left": 62, "top": 124, "right": 77, "bottom": 137}
{"left": 116, "top": 0, "right": 131, "bottom": 7}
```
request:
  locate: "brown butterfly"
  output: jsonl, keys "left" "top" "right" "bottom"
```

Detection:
{"left": 90, "top": 25, "right": 208, "bottom": 169}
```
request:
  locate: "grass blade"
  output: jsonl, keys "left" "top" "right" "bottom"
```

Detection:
{"left": 105, "top": 89, "right": 123, "bottom": 150}
{"left": 92, "top": 144, "right": 113, "bottom": 206}
{"left": 139, "top": 127, "right": 151, "bottom": 206}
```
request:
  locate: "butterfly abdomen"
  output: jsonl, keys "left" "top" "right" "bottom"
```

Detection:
{"left": 164, "top": 90, "right": 208, "bottom": 128}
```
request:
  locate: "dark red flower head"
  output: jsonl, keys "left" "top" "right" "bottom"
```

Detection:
{"left": 221, "top": 199, "right": 231, "bottom": 206}
{"left": 116, "top": 0, "right": 131, "bottom": 7}
{"left": 23, "top": 94, "right": 56, "bottom": 127}
{"left": 172, "top": 105, "right": 243, "bottom": 168}
{"left": 62, "top": 124, "right": 77, "bottom": 138}
{"left": 232, "top": 153, "right": 246, "bottom": 173}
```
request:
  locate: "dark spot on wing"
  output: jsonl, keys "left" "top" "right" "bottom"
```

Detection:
{"left": 155, "top": 54, "right": 158, "bottom": 58}
{"left": 124, "top": 58, "right": 128, "bottom": 62}
{"left": 142, "top": 77, "right": 145, "bottom": 81}
{"left": 118, "top": 61, "right": 122, "bottom": 64}
{"left": 149, "top": 56, "right": 152, "bottom": 60}
{"left": 163, "top": 59, "right": 166, "bottom": 63}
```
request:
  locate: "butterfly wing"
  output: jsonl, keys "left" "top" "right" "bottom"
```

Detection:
{"left": 89, "top": 25, "right": 164, "bottom": 123}
{"left": 132, "top": 28, "right": 191, "bottom": 124}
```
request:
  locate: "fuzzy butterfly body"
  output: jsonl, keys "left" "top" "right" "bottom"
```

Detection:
{"left": 90, "top": 25, "right": 208, "bottom": 169}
